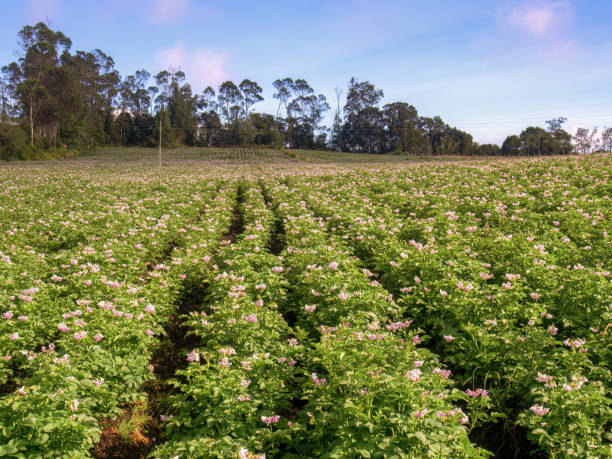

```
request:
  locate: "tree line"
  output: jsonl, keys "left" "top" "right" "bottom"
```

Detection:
{"left": 1, "top": 23, "right": 610, "bottom": 160}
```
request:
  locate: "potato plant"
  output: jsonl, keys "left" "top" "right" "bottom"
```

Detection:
{"left": 0, "top": 150, "right": 609, "bottom": 458}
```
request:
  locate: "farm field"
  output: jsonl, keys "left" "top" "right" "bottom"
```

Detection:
{"left": 0, "top": 147, "right": 610, "bottom": 458}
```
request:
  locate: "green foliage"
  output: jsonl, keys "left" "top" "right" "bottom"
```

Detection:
{"left": 154, "top": 109, "right": 175, "bottom": 147}
{"left": 472, "top": 143, "right": 502, "bottom": 156}
{"left": 285, "top": 154, "right": 611, "bottom": 457}
{"left": 1, "top": 152, "right": 610, "bottom": 457}
{"left": 0, "top": 124, "right": 27, "bottom": 160}
{"left": 500, "top": 122, "right": 574, "bottom": 156}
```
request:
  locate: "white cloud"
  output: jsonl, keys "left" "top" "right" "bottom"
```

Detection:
{"left": 149, "top": 0, "right": 189, "bottom": 24}
{"left": 156, "top": 42, "right": 229, "bottom": 91}
{"left": 507, "top": 1, "right": 571, "bottom": 36}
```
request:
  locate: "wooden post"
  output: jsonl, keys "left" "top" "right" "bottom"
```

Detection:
{"left": 158, "top": 118, "right": 162, "bottom": 167}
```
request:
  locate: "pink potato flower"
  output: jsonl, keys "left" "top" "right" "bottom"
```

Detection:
{"left": 530, "top": 405, "right": 550, "bottom": 416}
{"left": 261, "top": 415, "right": 280, "bottom": 426}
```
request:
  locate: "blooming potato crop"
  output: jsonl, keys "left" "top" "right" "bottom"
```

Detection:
{"left": 0, "top": 150, "right": 610, "bottom": 458}
{"left": 0, "top": 169, "right": 232, "bottom": 456}
{"left": 280, "top": 155, "right": 610, "bottom": 458}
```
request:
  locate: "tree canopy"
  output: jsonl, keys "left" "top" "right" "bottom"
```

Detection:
{"left": 1, "top": 22, "right": 599, "bottom": 160}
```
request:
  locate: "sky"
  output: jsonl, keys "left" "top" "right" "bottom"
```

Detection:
{"left": 1, "top": 0, "right": 611, "bottom": 144}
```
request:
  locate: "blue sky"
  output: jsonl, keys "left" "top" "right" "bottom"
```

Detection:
{"left": 2, "top": 0, "right": 611, "bottom": 144}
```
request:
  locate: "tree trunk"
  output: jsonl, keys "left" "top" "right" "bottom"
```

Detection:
{"left": 29, "top": 100, "right": 34, "bottom": 147}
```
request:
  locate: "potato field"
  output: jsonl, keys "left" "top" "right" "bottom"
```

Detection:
{"left": 0, "top": 148, "right": 610, "bottom": 458}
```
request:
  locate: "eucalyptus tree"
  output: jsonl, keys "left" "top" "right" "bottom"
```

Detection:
{"left": 239, "top": 79, "right": 263, "bottom": 118}
{"left": 342, "top": 77, "right": 385, "bottom": 153}
{"left": 545, "top": 117, "right": 572, "bottom": 154}
{"left": 194, "top": 86, "right": 218, "bottom": 145}
{"left": 147, "top": 85, "right": 158, "bottom": 115}
{"left": 272, "top": 77, "right": 293, "bottom": 120}
{"left": 133, "top": 70, "right": 151, "bottom": 115}
{"left": 285, "top": 79, "right": 329, "bottom": 148}
{"left": 217, "top": 80, "right": 242, "bottom": 122}
{"left": 3, "top": 22, "right": 71, "bottom": 146}
{"left": 383, "top": 102, "right": 419, "bottom": 153}
{"left": 546, "top": 117, "right": 567, "bottom": 133}
{"left": 197, "top": 86, "right": 216, "bottom": 113}
{"left": 573, "top": 128, "right": 591, "bottom": 154}
{"left": 154, "top": 70, "right": 172, "bottom": 111}
{"left": 64, "top": 49, "right": 119, "bottom": 145}
{"left": 167, "top": 76, "right": 198, "bottom": 144}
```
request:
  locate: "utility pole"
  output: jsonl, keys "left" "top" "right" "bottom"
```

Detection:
{"left": 158, "top": 117, "right": 162, "bottom": 167}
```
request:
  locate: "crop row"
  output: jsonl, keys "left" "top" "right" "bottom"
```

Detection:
{"left": 283, "top": 159, "right": 611, "bottom": 457}
{"left": 269, "top": 184, "right": 490, "bottom": 457}
{"left": 156, "top": 181, "right": 491, "bottom": 458}
{"left": 154, "top": 184, "right": 301, "bottom": 458}
{"left": 0, "top": 179, "right": 234, "bottom": 457}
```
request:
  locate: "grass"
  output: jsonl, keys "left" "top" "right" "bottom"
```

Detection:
{"left": 115, "top": 402, "right": 151, "bottom": 444}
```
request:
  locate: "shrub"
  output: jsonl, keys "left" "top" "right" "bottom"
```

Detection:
{"left": 0, "top": 124, "right": 28, "bottom": 160}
